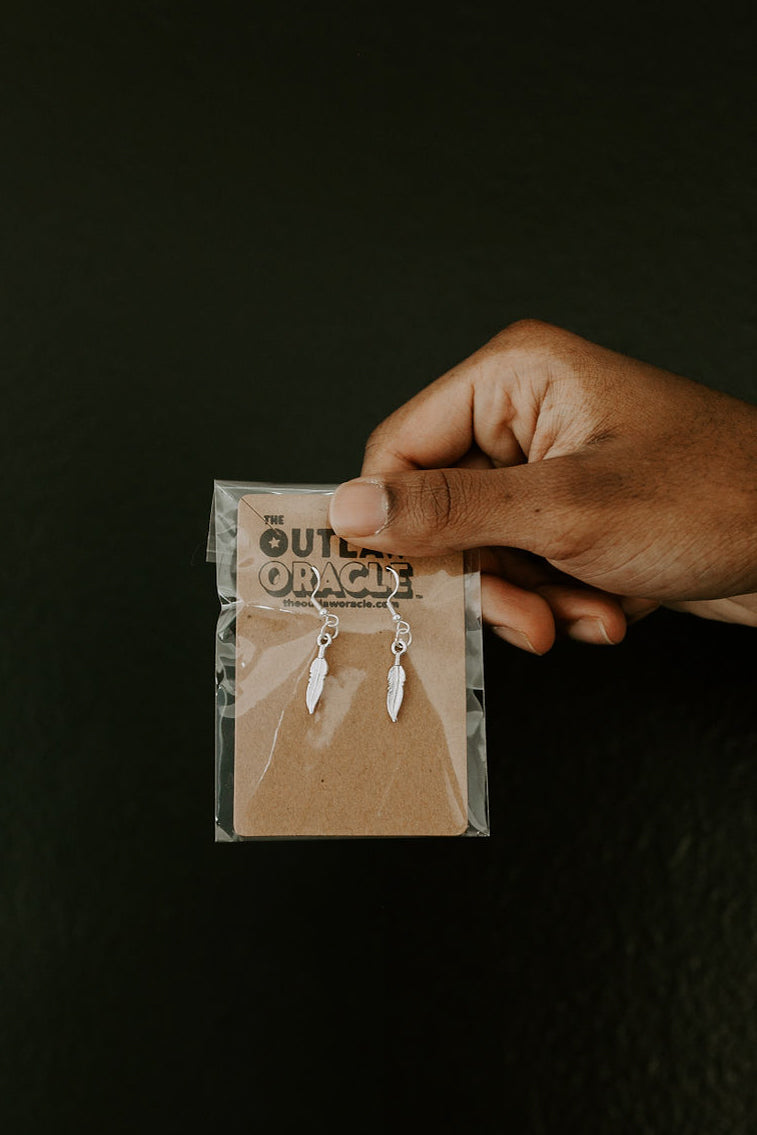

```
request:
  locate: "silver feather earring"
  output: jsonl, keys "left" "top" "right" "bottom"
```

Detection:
{"left": 385, "top": 567, "right": 412, "bottom": 722}
{"left": 305, "top": 566, "right": 339, "bottom": 715}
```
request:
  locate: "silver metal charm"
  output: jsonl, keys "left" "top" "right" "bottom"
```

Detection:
{"left": 385, "top": 566, "right": 412, "bottom": 722}
{"left": 305, "top": 566, "right": 339, "bottom": 715}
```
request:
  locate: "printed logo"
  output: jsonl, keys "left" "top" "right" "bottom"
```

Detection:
{"left": 257, "top": 525, "right": 414, "bottom": 601}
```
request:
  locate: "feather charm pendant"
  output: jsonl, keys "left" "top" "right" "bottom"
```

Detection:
{"left": 386, "top": 659, "right": 406, "bottom": 722}
{"left": 304, "top": 567, "right": 339, "bottom": 716}
{"left": 306, "top": 652, "right": 329, "bottom": 715}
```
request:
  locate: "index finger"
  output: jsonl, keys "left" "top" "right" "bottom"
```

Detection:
{"left": 359, "top": 328, "right": 539, "bottom": 477}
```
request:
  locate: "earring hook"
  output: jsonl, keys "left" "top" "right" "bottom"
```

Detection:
{"left": 386, "top": 566, "right": 400, "bottom": 610}
{"left": 309, "top": 565, "right": 324, "bottom": 614}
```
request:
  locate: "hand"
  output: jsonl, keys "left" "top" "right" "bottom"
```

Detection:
{"left": 328, "top": 320, "right": 757, "bottom": 653}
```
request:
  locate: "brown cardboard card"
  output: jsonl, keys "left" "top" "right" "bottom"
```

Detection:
{"left": 233, "top": 492, "right": 469, "bottom": 836}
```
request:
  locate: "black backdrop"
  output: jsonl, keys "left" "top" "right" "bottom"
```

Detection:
{"left": 3, "top": 3, "right": 757, "bottom": 1131}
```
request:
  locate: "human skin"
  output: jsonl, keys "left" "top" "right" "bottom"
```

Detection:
{"left": 328, "top": 320, "right": 757, "bottom": 653}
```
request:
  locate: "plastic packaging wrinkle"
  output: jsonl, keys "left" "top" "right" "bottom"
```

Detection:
{"left": 209, "top": 479, "right": 490, "bottom": 839}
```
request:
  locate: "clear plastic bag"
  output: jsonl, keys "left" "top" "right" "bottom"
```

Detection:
{"left": 208, "top": 480, "right": 489, "bottom": 838}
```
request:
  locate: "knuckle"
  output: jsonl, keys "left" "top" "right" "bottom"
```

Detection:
{"left": 426, "top": 469, "right": 456, "bottom": 528}
{"left": 496, "top": 318, "right": 558, "bottom": 348}
{"left": 505, "top": 317, "right": 553, "bottom": 337}
{"left": 398, "top": 469, "right": 463, "bottom": 538}
{"left": 487, "top": 320, "right": 568, "bottom": 378}
{"left": 401, "top": 472, "right": 451, "bottom": 535}
{"left": 430, "top": 469, "right": 486, "bottom": 539}
{"left": 495, "top": 320, "right": 601, "bottom": 381}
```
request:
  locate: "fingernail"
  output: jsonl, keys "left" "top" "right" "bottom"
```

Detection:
{"left": 492, "top": 626, "right": 540, "bottom": 654}
{"left": 329, "top": 479, "right": 388, "bottom": 537}
{"left": 620, "top": 597, "right": 660, "bottom": 620}
{"left": 568, "top": 617, "right": 616, "bottom": 645}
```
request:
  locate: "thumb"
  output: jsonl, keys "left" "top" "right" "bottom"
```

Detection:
{"left": 328, "top": 461, "right": 600, "bottom": 559}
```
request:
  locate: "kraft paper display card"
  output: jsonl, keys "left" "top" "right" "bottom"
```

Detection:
{"left": 232, "top": 491, "right": 470, "bottom": 837}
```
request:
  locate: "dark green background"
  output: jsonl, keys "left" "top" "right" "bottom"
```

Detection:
{"left": 3, "top": 3, "right": 756, "bottom": 1131}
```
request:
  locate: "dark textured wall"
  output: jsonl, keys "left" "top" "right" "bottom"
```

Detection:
{"left": 3, "top": 3, "right": 756, "bottom": 1131}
